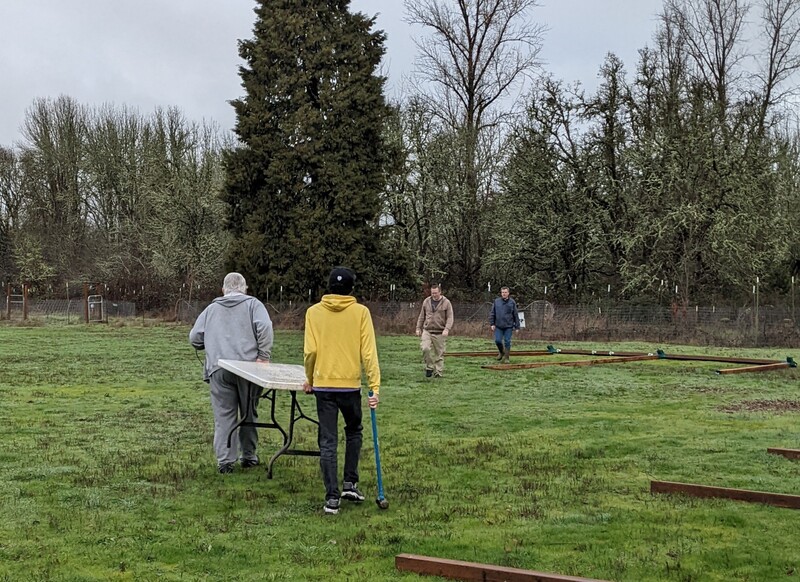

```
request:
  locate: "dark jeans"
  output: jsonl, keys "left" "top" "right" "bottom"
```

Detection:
{"left": 494, "top": 327, "right": 513, "bottom": 352}
{"left": 314, "top": 390, "right": 362, "bottom": 501}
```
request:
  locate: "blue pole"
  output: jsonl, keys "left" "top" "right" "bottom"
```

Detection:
{"left": 369, "top": 391, "right": 387, "bottom": 507}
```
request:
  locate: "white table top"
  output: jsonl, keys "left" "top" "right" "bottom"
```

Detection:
{"left": 217, "top": 360, "right": 306, "bottom": 391}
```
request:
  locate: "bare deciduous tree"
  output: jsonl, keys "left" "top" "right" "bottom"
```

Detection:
{"left": 663, "top": 0, "right": 749, "bottom": 110}
{"left": 755, "top": 0, "right": 800, "bottom": 132}
{"left": 404, "top": 0, "right": 544, "bottom": 286}
{"left": 20, "top": 95, "right": 90, "bottom": 279}
{"left": 406, "top": 0, "right": 544, "bottom": 130}
{"left": 0, "top": 147, "right": 23, "bottom": 233}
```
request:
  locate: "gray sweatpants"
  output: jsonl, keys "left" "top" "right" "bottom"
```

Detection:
{"left": 209, "top": 368, "right": 262, "bottom": 465}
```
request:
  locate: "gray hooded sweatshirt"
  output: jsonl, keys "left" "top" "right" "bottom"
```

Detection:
{"left": 189, "top": 293, "right": 273, "bottom": 381}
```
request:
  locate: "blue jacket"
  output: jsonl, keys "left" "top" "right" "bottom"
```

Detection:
{"left": 489, "top": 297, "right": 520, "bottom": 330}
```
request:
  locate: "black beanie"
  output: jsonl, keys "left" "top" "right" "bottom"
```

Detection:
{"left": 328, "top": 267, "right": 355, "bottom": 294}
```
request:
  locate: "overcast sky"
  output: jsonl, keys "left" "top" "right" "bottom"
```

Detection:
{"left": 0, "top": 0, "right": 665, "bottom": 146}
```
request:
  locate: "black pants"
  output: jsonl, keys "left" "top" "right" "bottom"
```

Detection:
{"left": 314, "top": 390, "right": 363, "bottom": 501}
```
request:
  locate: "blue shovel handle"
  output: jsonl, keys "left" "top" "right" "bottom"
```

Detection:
{"left": 369, "top": 391, "right": 386, "bottom": 502}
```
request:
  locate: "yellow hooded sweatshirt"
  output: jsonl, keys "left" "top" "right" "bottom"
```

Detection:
{"left": 304, "top": 294, "right": 381, "bottom": 394}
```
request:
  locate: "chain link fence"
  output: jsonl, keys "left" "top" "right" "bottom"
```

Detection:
{"left": 3, "top": 297, "right": 137, "bottom": 322}
{"left": 6, "top": 291, "right": 797, "bottom": 347}
{"left": 173, "top": 299, "right": 799, "bottom": 348}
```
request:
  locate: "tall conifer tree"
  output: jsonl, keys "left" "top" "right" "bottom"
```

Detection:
{"left": 223, "top": 0, "right": 391, "bottom": 298}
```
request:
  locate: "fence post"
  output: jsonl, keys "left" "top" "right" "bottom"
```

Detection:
{"left": 754, "top": 277, "right": 760, "bottom": 346}
{"left": 540, "top": 286, "right": 547, "bottom": 339}
{"left": 571, "top": 283, "right": 577, "bottom": 340}
{"left": 23, "top": 284, "right": 29, "bottom": 320}
{"left": 83, "top": 283, "right": 89, "bottom": 324}
{"left": 5, "top": 283, "right": 9, "bottom": 319}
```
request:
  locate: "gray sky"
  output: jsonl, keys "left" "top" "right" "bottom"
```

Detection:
{"left": 0, "top": 0, "right": 664, "bottom": 146}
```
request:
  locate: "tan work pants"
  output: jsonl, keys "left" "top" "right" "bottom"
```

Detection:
{"left": 420, "top": 330, "right": 447, "bottom": 375}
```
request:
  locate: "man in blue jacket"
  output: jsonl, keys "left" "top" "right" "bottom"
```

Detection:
{"left": 489, "top": 286, "right": 520, "bottom": 363}
{"left": 189, "top": 273, "right": 273, "bottom": 474}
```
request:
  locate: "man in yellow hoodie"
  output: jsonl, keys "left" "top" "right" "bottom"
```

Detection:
{"left": 303, "top": 267, "right": 381, "bottom": 515}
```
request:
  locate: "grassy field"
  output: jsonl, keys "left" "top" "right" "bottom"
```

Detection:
{"left": 0, "top": 323, "right": 797, "bottom": 581}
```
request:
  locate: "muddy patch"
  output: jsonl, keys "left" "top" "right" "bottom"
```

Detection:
{"left": 718, "top": 399, "right": 800, "bottom": 414}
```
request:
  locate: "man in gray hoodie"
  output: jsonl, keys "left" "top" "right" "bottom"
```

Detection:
{"left": 189, "top": 273, "right": 273, "bottom": 474}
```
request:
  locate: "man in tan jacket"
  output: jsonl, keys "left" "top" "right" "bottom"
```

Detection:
{"left": 415, "top": 283, "right": 454, "bottom": 378}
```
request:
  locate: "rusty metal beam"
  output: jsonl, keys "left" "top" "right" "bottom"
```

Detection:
{"left": 482, "top": 355, "right": 659, "bottom": 370}
{"left": 651, "top": 480, "right": 800, "bottom": 510}
{"left": 768, "top": 448, "right": 800, "bottom": 460}
{"left": 715, "top": 362, "right": 791, "bottom": 375}
{"left": 395, "top": 554, "right": 608, "bottom": 582}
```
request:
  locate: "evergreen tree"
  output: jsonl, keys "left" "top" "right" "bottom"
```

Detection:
{"left": 223, "top": 0, "right": 394, "bottom": 299}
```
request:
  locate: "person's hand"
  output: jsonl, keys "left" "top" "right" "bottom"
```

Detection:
{"left": 303, "top": 381, "right": 314, "bottom": 394}
{"left": 256, "top": 358, "right": 270, "bottom": 364}
{"left": 415, "top": 329, "right": 421, "bottom": 336}
{"left": 490, "top": 325, "right": 495, "bottom": 332}
{"left": 368, "top": 392, "right": 379, "bottom": 409}
{"left": 442, "top": 329, "right": 449, "bottom": 337}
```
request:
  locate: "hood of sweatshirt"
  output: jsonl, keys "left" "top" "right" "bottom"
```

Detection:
{"left": 320, "top": 294, "right": 356, "bottom": 312}
{"left": 211, "top": 293, "right": 253, "bottom": 308}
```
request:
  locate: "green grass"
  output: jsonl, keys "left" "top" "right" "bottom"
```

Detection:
{"left": 0, "top": 324, "right": 797, "bottom": 581}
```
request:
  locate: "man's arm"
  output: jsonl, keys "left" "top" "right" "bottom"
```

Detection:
{"left": 303, "top": 309, "right": 317, "bottom": 388}
{"left": 512, "top": 300, "right": 520, "bottom": 330}
{"left": 489, "top": 299, "right": 496, "bottom": 328}
{"left": 252, "top": 301, "right": 273, "bottom": 361}
{"left": 415, "top": 299, "right": 427, "bottom": 335}
{"left": 444, "top": 299, "right": 454, "bottom": 334}
{"left": 189, "top": 310, "right": 206, "bottom": 350}
{"left": 360, "top": 308, "right": 381, "bottom": 407}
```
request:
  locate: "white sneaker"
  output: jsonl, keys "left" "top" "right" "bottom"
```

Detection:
{"left": 324, "top": 498, "right": 340, "bottom": 514}
{"left": 341, "top": 482, "right": 365, "bottom": 502}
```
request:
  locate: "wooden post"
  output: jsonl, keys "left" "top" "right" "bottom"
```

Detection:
{"left": 447, "top": 350, "right": 553, "bottom": 358}
{"left": 715, "top": 362, "right": 791, "bottom": 375}
{"left": 651, "top": 480, "right": 800, "bottom": 510}
{"left": 767, "top": 448, "right": 800, "bottom": 460}
{"left": 22, "top": 284, "right": 28, "bottom": 320}
{"left": 395, "top": 554, "right": 607, "bottom": 582}
{"left": 5, "top": 283, "right": 9, "bottom": 319}
{"left": 482, "top": 355, "right": 659, "bottom": 370}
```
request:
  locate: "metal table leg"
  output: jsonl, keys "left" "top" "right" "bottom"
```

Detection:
{"left": 266, "top": 391, "right": 320, "bottom": 478}
{"left": 226, "top": 385, "right": 276, "bottom": 448}
{"left": 225, "top": 386, "right": 320, "bottom": 479}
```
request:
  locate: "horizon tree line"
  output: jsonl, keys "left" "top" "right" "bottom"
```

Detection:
{"left": 0, "top": 0, "right": 798, "bottom": 308}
